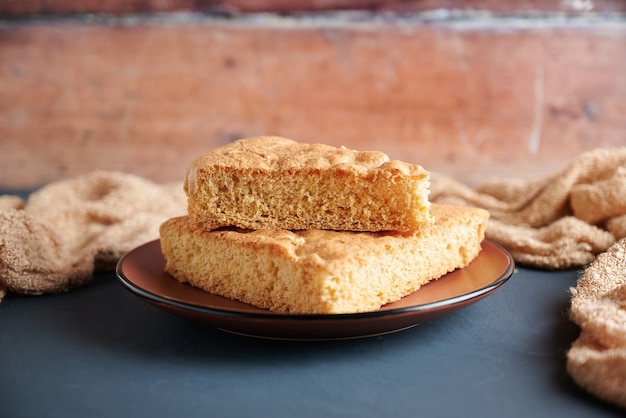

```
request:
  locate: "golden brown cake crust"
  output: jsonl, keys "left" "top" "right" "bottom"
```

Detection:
{"left": 184, "top": 136, "right": 432, "bottom": 232}
{"left": 159, "top": 204, "right": 489, "bottom": 314}
{"left": 186, "top": 136, "right": 392, "bottom": 172}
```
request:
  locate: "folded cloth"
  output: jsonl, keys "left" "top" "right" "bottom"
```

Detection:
{"left": 430, "top": 147, "right": 626, "bottom": 270}
{"left": 567, "top": 237, "right": 626, "bottom": 410}
{"left": 430, "top": 147, "right": 626, "bottom": 408}
{"left": 0, "top": 171, "right": 186, "bottom": 301}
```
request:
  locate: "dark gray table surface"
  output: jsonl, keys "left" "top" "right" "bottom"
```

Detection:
{"left": 2, "top": 263, "right": 624, "bottom": 418}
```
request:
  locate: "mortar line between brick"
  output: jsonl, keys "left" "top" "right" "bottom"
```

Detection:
{"left": 1, "top": 10, "right": 626, "bottom": 31}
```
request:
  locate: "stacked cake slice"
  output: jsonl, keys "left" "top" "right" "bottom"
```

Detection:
{"left": 159, "top": 136, "right": 488, "bottom": 314}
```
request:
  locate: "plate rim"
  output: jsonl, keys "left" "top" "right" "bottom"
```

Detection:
{"left": 116, "top": 239, "right": 515, "bottom": 322}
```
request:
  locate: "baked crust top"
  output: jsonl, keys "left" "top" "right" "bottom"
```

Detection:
{"left": 185, "top": 136, "right": 427, "bottom": 191}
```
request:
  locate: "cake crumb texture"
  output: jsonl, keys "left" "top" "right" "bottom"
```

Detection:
{"left": 184, "top": 136, "right": 432, "bottom": 232}
{"left": 159, "top": 204, "right": 488, "bottom": 314}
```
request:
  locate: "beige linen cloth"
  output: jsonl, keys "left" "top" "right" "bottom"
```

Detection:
{"left": 0, "top": 171, "right": 186, "bottom": 300}
{"left": 1, "top": 148, "right": 625, "bottom": 408}
{"left": 429, "top": 147, "right": 626, "bottom": 270}
{"left": 429, "top": 147, "right": 626, "bottom": 409}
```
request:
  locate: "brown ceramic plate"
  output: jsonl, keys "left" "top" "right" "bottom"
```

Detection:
{"left": 116, "top": 240, "right": 514, "bottom": 340}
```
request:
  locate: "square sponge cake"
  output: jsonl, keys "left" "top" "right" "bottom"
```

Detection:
{"left": 159, "top": 204, "right": 489, "bottom": 314}
{"left": 184, "top": 136, "right": 433, "bottom": 232}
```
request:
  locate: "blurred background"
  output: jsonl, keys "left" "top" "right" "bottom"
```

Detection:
{"left": 1, "top": 0, "right": 625, "bottom": 189}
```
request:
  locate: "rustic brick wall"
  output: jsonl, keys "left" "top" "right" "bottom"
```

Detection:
{"left": 1, "top": 1, "right": 625, "bottom": 188}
